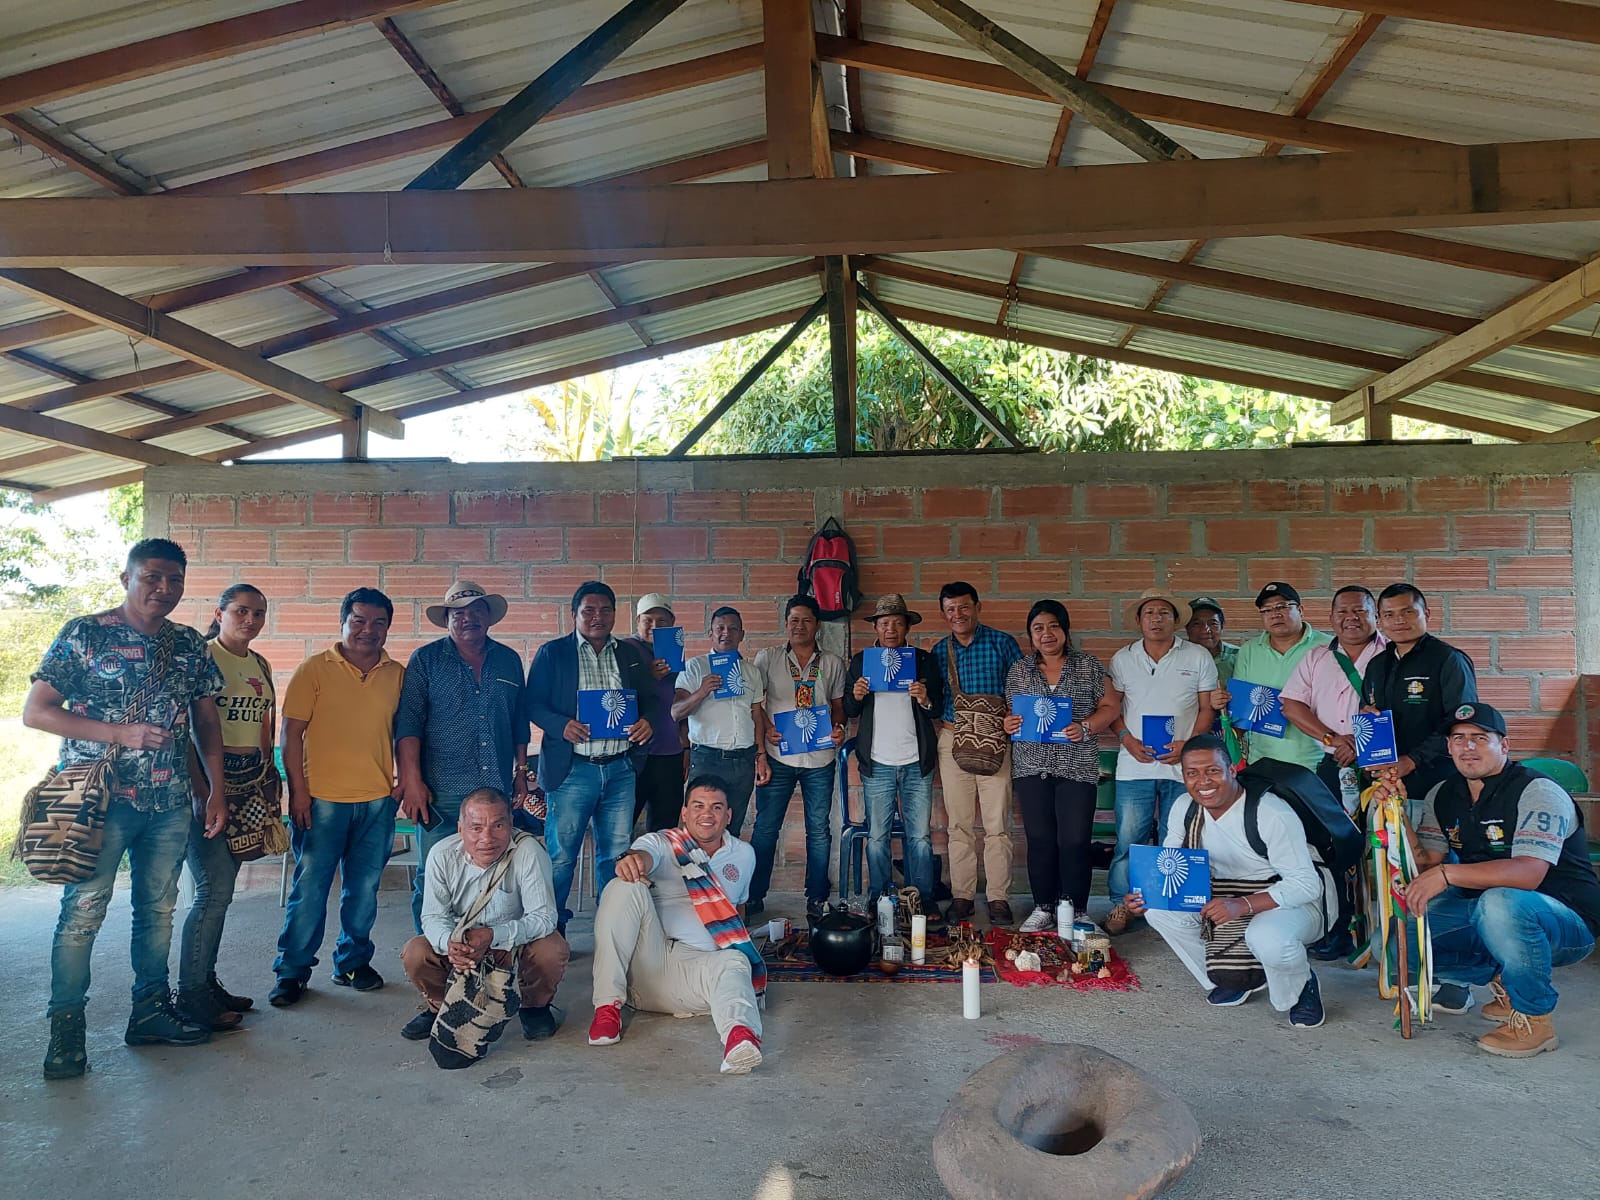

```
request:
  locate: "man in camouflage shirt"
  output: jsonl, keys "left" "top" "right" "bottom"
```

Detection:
{"left": 25, "top": 538, "right": 227, "bottom": 1079}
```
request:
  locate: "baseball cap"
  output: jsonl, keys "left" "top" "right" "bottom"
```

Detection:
{"left": 1254, "top": 582, "right": 1302, "bottom": 608}
{"left": 1450, "top": 702, "right": 1507, "bottom": 737}
{"left": 635, "top": 592, "right": 675, "bottom": 620}
{"left": 1189, "top": 596, "right": 1225, "bottom": 618}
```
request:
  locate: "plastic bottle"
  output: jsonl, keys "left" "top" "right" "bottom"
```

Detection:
{"left": 1057, "top": 898, "right": 1075, "bottom": 939}
{"left": 877, "top": 894, "right": 896, "bottom": 939}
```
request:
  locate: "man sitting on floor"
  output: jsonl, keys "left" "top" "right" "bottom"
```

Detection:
{"left": 587, "top": 774, "right": 765, "bottom": 1075}
{"left": 1399, "top": 703, "right": 1599, "bottom": 1058}
{"left": 1126, "top": 735, "right": 1334, "bottom": 1029}
{"left": 400, "top": 787, "right": 571, "bottom": 1049}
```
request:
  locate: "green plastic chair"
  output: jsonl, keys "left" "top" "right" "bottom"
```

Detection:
{"left": 1522, "top": 757, "right": 1589, "bottom": 794}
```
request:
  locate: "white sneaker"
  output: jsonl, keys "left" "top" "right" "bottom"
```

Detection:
{"left": 1019, "top": 906, "right": 1054, "bottom": 933}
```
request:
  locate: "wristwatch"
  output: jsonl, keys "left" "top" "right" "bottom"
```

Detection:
{"left": 1319, "top": 731, "right": 1336, "bottom": 748}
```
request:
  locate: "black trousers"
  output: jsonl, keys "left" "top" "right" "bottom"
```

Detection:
{"left": 1014, "top": 774, "right": 1097, "bottom": 911}
{"left": 1314, "top": 755, "right": 1358, "bottom": 936}
{"left": 633, "top": 752, "right": 686, "bottom": 832}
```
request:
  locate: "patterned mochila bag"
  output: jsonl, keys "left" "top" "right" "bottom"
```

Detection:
{"left": 13, "top": 625, "right": 175, "bottom": 884}
{"left": 944, "top": 636, "right": 1007, "bottom": 777}
{"left": 429, "top": 837, "right": 524, "bottom": 1070}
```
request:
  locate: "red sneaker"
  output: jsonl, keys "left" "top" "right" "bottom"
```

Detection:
{"left": 719, "top": 1024, "right": 762, "bottom": 1075}
{"left": 587, "top": 1003, "right": 623, "bottom": 1046}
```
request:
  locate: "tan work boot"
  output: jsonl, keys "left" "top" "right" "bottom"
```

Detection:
{"left": 1480, "top": 976, "right": 1513, "bottom": 1023}
{"left": 1476, "top": 1010, "right": 1559, "bottom": 1058}
{"left": 1103, "top": 902, "right": 1134, "bottom": 936}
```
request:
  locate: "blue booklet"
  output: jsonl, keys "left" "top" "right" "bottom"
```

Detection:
{"left": 577, "top": 688, "right": 637, "bottom": 736}
{"left": 708, "top": 651, "right": 745, "bottom": 698}
{"left": 652, "top": 626, "right": 685, "bottom": 672}
{"left": 1353, "top": 709, "right": 1399, "bottom": 768}
{"left": 1227, "top": 678, "right": 1286, "bottom": 738}
{"left": 1130, "top": 844, "right": 1211, "bottom": 912}
{"left": 863, "top": 646, "right": 915, "bottom": 692}
{"left": 1141, "top": 714, "right": 1178, "bottom": 757}
{"left": 773, "top": 704, "right": 833, "bottom": 755}
{"left": 1011, "top": 694, "right": 1074, "bottom": 743}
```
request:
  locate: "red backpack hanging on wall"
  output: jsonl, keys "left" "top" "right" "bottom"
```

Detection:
{"left": 798, "top": 516, "right": 862, "bottom": 620}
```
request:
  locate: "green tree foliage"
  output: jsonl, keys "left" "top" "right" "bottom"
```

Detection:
{"left": 472, "top": 372, "right": 678, "bottom": 461}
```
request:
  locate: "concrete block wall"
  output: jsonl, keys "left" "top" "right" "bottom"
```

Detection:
{"left": 147, "top": 444, "right": 1598, "bottom": 896}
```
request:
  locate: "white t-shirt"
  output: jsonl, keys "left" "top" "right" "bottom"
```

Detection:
{"left": 1161, "top": 789, "right": 1333, "bottom": 917}
{"left": 677, "top": 653, "right": 764, "bottom": 750}
{"left": 1109, "top": 639, "right": 1218, "bottom": 782}
{"left": 633, "top": 830, "right": 756, "bottom": 952}
{"left": 870, "top": 691, "right": 920, "bottom": 767}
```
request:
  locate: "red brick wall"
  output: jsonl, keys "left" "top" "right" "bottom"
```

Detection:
{"left": 151, "top": 454, "right": 1588, "bottom": 893}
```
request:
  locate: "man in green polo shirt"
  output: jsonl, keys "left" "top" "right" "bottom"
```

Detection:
{"left": 1210, "top": 582, "right": 1322, "bottom": 771}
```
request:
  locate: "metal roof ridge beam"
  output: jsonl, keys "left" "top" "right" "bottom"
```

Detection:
{"left": 0, "top": 267, "right": 404, "bottom": 438}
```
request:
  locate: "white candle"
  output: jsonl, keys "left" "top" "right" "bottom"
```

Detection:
{"left": 962, "top": 960, "right": 980, "bottom": 1019}
{"left": 911, "top": 914, "right": 927, "bottom": 963}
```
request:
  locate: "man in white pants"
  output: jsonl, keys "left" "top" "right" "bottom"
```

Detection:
{"left": 587, "top": 775, "right": 763, "bottom": 1074}
{"left": 1126, "top": 735, "right": 1333, "bottom": 1028}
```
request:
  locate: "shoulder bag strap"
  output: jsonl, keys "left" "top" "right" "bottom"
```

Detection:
{"left": 1328, "top": 636, "right": 1364, "bottom": 695}
{"left": 944, "top": 635, "right": 964, "bottom": 699}
{"left": 450, "top": 841, "right": 519, "bottom": 942}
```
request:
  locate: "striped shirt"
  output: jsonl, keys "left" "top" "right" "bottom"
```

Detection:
{"left": 575, "top": 634, "right": 630, "bottom": 757}
{"left": 1003, "top": 650, "right": 1106, "bottom": 784}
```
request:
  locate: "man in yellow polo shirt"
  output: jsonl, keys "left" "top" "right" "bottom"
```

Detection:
{"left": 270, "top": 588, "right": 405, "bottom": 1007}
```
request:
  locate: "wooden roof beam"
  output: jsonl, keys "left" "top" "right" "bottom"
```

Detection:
{"left": 1270, "top": 1, "right": 1600, "bottom": 46}
{"left": 0, "top": 402, "right": 209, "bottom": 467}
{"left": 763, "top": 0, "right": 835, "bottom": 181}
{"left": 10, "top": 138, "right": 1600, "bottom": 266}
{"left": 0, "top": 0, "right": 461, "bottom": 115}
{"left": 0, "top": 268, "right": 403, "bottom": 438}
{"left": 1330, "top": 258, "right": 1600, "bottom": 423}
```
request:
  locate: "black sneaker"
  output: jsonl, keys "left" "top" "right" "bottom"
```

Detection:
{"left": 1289, "top": 972, "right": 1325, "bottom": 1029}
{"left": 805, "top": 898, "right": 825, "bottom": 921}
{"left": 43, "top": 1010, "right": 88, "bottom": 1080}
{"left": 745, "top": 900, "right": 766, "bottom": 919}
{"left": 125, "top": 993, "right": 212, "bottom": 1046}
{"left": 175, "top": 988, "right": 244, "bottom": 1032}
{"left": 520, "top": 1003, "right": 564, "bottom": 1041}
{"left": 401, "top": 1010, "right": 436, "bottom": 1041}
{"left": 331, "top": 965, "right": 384, "bottom": 992}
{"left": 1207, "top": 982, "right": 1267, "bottom": 1007}
{"left": 268, "top": 978, "right": 306, "bottom": 1008}
{"left": 208, "top": 974, "right": 254, "bottom": 1013}
{"left": 1431, "top": 983, "right": 1476, "bottom": 1014}
{"left": 1307, "top": 928, "right": 1356, "bottom": 962}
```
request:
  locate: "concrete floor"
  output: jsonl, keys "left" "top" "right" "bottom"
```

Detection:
{"left": 2, "top": 870, "right": 1596, "bottom": 1200}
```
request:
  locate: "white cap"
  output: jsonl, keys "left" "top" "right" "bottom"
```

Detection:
{"left": 635, "top": 592, "right": 675, "bottom": 620}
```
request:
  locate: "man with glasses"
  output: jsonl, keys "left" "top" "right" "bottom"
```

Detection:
{"left": 1208, "top": 583, "right": 1323, "bottom": 772}
{"left": 1400, "top": 703, "right": 1599, "bottom": 1057}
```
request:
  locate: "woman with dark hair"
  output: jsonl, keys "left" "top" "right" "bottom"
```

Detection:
{"left": 177, "top": 584, "right": 279, "bottom": 1029}
{"left": 1002, "top": 600, "right": 1120, "bottom": 934}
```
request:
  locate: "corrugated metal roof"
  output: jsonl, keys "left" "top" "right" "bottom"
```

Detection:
{"left": 3, "top": 0, "right": 1600, "bottom": 495}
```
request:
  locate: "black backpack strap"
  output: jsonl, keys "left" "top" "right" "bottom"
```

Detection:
{"left": 1243, "top": 791, "right": 1268, "bottom": 860}
{"left": 1183, "top": 800, "right": 1203, "bottom": 849}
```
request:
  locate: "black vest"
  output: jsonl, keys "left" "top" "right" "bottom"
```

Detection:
{"left": 1431, "top": 761, "right": 1600, "bottom": 936}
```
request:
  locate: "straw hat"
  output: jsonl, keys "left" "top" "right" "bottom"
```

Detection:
{"left": 862, "top": 593, "right": 923, "bottom": 626}
{"left": 425, "top": 580, "right": 509, "bottom": 628}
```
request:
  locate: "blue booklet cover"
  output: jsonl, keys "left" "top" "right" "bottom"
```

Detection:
{"left": 578, "top": 688, "right": 637, "bottom": 736}
{"left": 1353, "top": 709, "right": 1399, "bottom": 768}
{"left": 1141, "top": 714, "right": 1178, "bottom": 756}
{"left": 1010, "top": 694, "right": 1074, "bottom": 743}
{"left": 652, "top": 626, "right": 685, "bottom": 672}
{"left": 1227, "top": 678, "right": 1287, "bottom": 738}
{"left": 863, "top": 646, "right": 915, "bottom": 692}
{"left": 774, "top": 704, "right": 833, "bottom": 755}
{"left": 1130, "top": 844, "right": 1211, "bottom": 912}
{"left": 709, "top": 651, "right": 745, "bottom": 698}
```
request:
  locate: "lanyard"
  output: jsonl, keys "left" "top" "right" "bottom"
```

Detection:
{"left": 788, "top": 648, "right": 821, "bottom": 707}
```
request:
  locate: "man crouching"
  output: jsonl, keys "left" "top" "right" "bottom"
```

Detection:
{"left": 588, "top": 774, "right": 765, "bottom": 1074}
{"left": 1126, "top": 735, "right": 1333, "bottom": 1029}
{"left": 400, "top": 787, "right": 571, "bottom": 1057}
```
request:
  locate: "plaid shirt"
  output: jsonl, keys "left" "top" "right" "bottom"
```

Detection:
{"left": 931, "top": 624, "right": 1024, "bottom": 722}
{"left": 575, "top": 634, "right": 629, "bottom": 757}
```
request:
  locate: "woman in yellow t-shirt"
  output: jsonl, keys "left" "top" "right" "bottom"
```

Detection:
{"left": 177, "top": 584, "right": 279, "bottom": 1030}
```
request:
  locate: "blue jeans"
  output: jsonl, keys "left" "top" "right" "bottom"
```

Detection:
{"left": 547, "top": 757, "right": 637, "bottom": 924}
{"left": 1109, "top": 777, "right": 1186, "bottom": 900}
{"left": 410, "top": 791, "right": 468, "bottom": 933}
{"left": 178, "top": 815, "right": 242, "bottom": 994}
{"left": 1424, "top": 886, "right": 1595, "bottom": 1016}
{"left": 49, "top": 802, "right": 190, "bottom": 1016}
{"left": 689, "top": 744, "right": 757, "bottom": 836}
{"left": 749, "top": 755, "right": 836, "bottom": 906}
{"left": 273, "top": 796, "right": 397, "bottom": 982}
{"left": 860, "top": 762, "right": 935, "bottom": 902}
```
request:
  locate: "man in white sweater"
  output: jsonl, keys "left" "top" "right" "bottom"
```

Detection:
{"left": 400, "top": 787, "right": 571, "bottom": 1044}
{"left": 1126, "top": 735, "right": 1334, "bottom": 1028}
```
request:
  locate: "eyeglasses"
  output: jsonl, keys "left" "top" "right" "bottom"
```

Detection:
{"left": 1447, "top": 732, "right": 1498, "bottom": 748}
{"left": 1259, "top": 603, "right": 1298, "bottom": 616}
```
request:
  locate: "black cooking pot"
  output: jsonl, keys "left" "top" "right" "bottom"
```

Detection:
{"left": 809, "top": 904, "right": 876, "bottom": 977}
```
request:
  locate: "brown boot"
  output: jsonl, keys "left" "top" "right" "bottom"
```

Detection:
{"left": 1476, "top": 1010, "right": 1559, "bottom": 1058}
{"left": 1481, "top": 976, "right": 1513, "bottom": 1023}
{"left": 1103, "top": 903, "right": 1134, "bottom": 936}
{"left": 946, "top": 898, "right": 976, "bottom": 922}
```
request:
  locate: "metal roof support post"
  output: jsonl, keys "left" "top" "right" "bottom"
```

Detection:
{"left": 825, "top": 257, "right": 858, "bottom": 456}
{"left": 666, "top": 295, "right": 829, "bottom": 457}
{"left": 856, "top": 284, "right": 1026, "bottom": 450}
